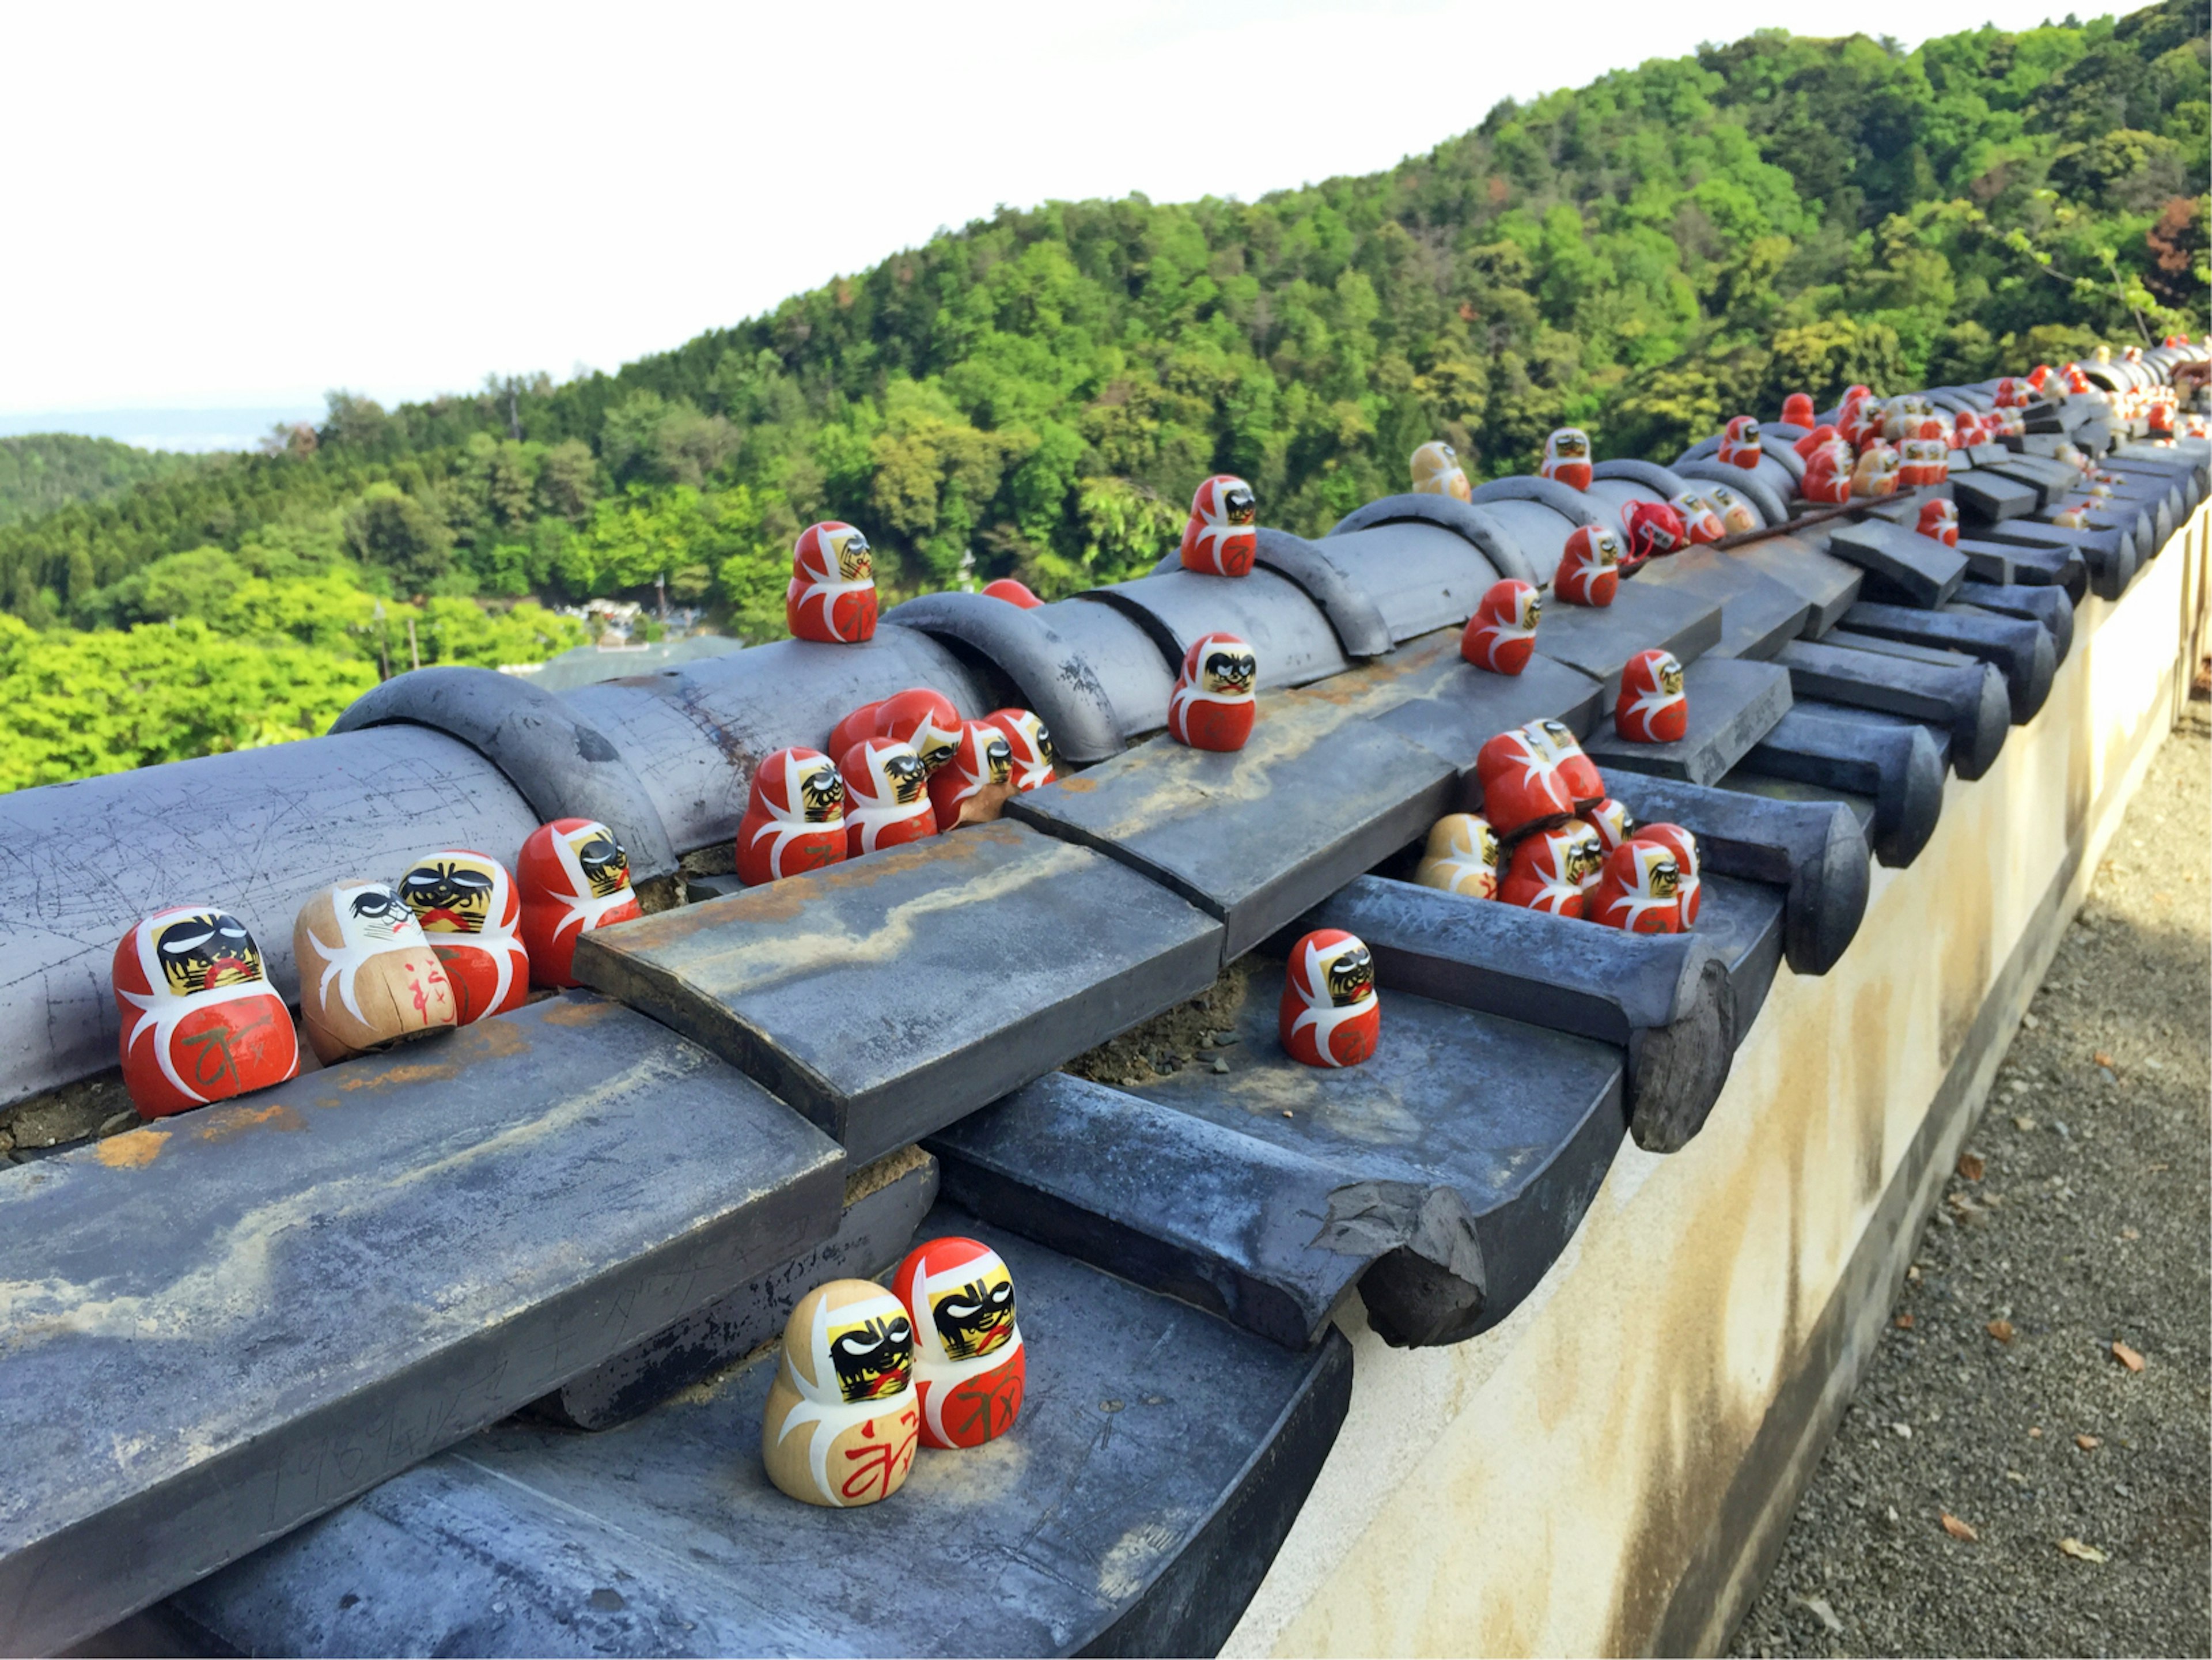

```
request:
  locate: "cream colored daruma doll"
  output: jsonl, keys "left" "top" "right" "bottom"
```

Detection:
{"left": 1414, "top": 812, "right": 1502, "bottom": 899}
{"left": 892, "top": 1236, "right": 1026, "bottom": 1450}
{"left": 1410, "top": 440, "right": 1472, "bottom": 502}
{"left": 294, "top": 881, "right": 458, "bottom": 1064}
{"left": 762, "top": 1280, "right": 922, "bottom": 1508}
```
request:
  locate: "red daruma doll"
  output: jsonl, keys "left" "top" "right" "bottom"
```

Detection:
{"left": 1554, "top": 525, "right": 1621, "bottom": 607}
{"left": 1279, "top": 928, "right": 1380, "bottom": 1069}
{"left": 517, "top": 819, "right": 643, "bottom": 989}
{"left": 113, "top": 906, "right": 300, "bottom": 1117}
{"left": 1461, "top": 579, "right": 1540, "bottom": 674}
{"left": 738, "top": 748, "right": 848, "bottom": 887}
{"left": 1500, "top": 822, "right": 1605, "bottom": 918}
{"left": 840, "top": 738, "right": 938, "bottom": 855}
{"left": 1589, "top": 840, "right": 1684, "bottom": 934}
{"left": 892, "top": 1235, "right": 1026, "bottom": 1450}
{"left": 986, "top": 708, "right": 1056, "bottom": 792}
{"left": 396, "top": 850, "right": 531, "bottom": 1026}
{"left": 786, "top": 521, "right": 878, "bottom": 644}
{"left": 1179, "top": 475, "right": 1258, "bottom": 577}
{"left": 1616, "top": 649, "right": 1689, "bottom": 744}
{"left": 1168, "top": 633, "right": 1257, "bottom": 751}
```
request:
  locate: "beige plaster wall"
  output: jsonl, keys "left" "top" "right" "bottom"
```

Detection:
{"left": 1224, "top": 513, "right": 2201, "bottom": 1659}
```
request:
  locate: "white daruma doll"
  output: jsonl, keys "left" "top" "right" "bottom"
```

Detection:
{"left": 892, "top": 1235, "right": 1026, "bottom": 1450}
{"left": 761, "top": 1279, "right": 921, "bottom": 1508}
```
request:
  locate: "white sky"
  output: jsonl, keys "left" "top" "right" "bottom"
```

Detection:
{"left": 0, "top": 0, "right": 2138, "bottom": 421}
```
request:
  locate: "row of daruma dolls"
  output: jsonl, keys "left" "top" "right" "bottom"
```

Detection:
{"left": 760, "top": 1233, "right": 1026, "bottom": 1509}
{"left": 111, "top": 820, "right": 650, "bottom": 1117}
{"left": 2085, "top": 339, "right": 2202, "bottom": 438}
{"left": 1267, "top": 710, "right": 1707, "bottom": 1072}
{"left": 787, "top": 486, "right": 1269, "bottom": 753}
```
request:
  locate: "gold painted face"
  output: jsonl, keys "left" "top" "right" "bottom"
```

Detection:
{"left": 1477, "top": 823, "right": 1503, "bottom": 866}
{"left": 1658, "top": 659, "right": 1684, "bottom": 697}
{"left": 884, "top": 750, "right": 927, "bottom": 804}
{"left": 154, "top": 910, "right": 264, "bottom": 996}
{"left": 929, "top": 1265, "right": 1016, "bottom": 1361}
{"left": 827, "top": 1307, "right": 914, "bottom": 1402}
{"left": 981, "top": 732, "right": 1012, "bottom": 785}
{"left": 567, "top": 827, "right": 631, "bottom": 898}
{"left": 1202, "top": 645, "right": 1256, "bottom": 697}
{"left": 399, "top": 855, "right": 498, "bottom": 935}
{"left": 1325, "top": 943, "right": 1374, "bottom": 1006}
{"left": 798, "top": 761, "right": 844, "bottom": 822}
{"left": 1522, "top": 592, "right": 1543, "bottom": 629}
{"left": 1030, "top": 720, "right": 1058, "bottom": 771}
{"left": 1590, "top": 530, "right": 1621, "bottom": 568}
{"left": 1554, "top": 431, "right": 1589, "bottom": 460}
{"left": 1565, "top": 829, "right": 1605, "bottom": 886}
{"left": 831, "top": 529, "right": 873, "bottom": 583}
{"left": 1648, "top": 854, "right": 1680, "bottom": 898}
{"left": 1224, "top": 482, "right": 1256, "bottom": 526}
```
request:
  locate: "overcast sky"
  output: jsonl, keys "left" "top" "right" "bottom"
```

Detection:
{"left": 0, "top": 0, "right": 2143, "bottom": 426}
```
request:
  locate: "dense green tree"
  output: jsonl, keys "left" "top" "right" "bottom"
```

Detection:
{"left": 0, "top": 5, "right": 2203, "bottom": 793}
{"left": 343, "top": 485, "right": 453, "bottom": 593}
{"left": 0, "top": 434, "right": 200, "bottom": 527}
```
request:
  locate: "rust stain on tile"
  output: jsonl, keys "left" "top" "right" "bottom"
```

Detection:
{"left": 93, "top": 1128, "right": 168, "bottom": 1169}
{"left": 194, "top": 1103, "right": 306, "bottom": 1143}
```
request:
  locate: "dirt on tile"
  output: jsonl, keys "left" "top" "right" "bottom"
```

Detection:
{"left": 1066, "top": 957, "right": 1256, "bottom": 1088}
{"left": 1730, "top": 717, "right": 2212, "bottom": 1658}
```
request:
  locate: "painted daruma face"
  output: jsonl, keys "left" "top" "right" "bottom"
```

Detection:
{"left": 399, "top": 854, "right": 499, "bottom": 935}
{"left": 1203, "top": 641, "right": 1256, "bottom": 695}
{"left": 155, "top": 909, "right": 264, "bottom": 994}
{"left": 400, "top": 850, "right": 529, "bottom": 1025}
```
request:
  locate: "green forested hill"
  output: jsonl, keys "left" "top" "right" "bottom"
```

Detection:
{"left": 0, "top": 5, "right": 2203, "bottom": 790}
{"left": 0, "top": 433, "right": 200, "bottom": 527}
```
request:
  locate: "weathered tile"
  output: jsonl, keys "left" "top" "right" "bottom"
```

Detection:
{"left": 1632, "top": 548, "right": 1812, "bottom": 660}
{"left": 1736, "top": 702, "right": 1946, "bottom": 868}
{"left": 169, "top": 1212, "right": 1353, "bottom": 1660}
{"left": 939, "top": 963, "right": 1624, "bottom": 1351}
{"left": 1824, "top": 521, "right": 1968, "bottom": 608}
{"left": 1839, "top": 601, "right": 2055, "bottom": 723}
{"left": 531, "top": 1147, "right": 942, "bottom": 1432}
{"left": 1776, "top": 636, "right": 2009, "bottom": 780}
{"left": 575, "top": 821, "right": 1224, "bottom": 1162}
{"left": 1585, "top": 656, "right": 1794, "bottom": 787}
{"left": 0, "top": 996, "right": 845, "bottom": 1658}
{"left": 1534, "top": 583, "right": 1724, "bottom": 701}
{"left": 1287, "top": 875, "right": 1734, "bottom": 1152}
{"left": 1006, "top": 693, "right": 1455, "bottom": 959}
{"left": 1600, "top": 770, "right": 1870, "bottom": 975}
